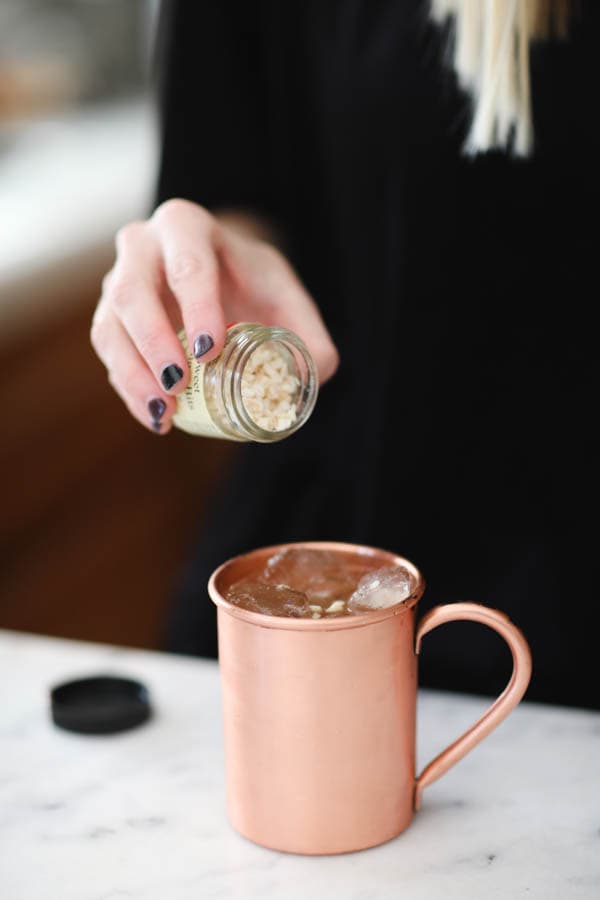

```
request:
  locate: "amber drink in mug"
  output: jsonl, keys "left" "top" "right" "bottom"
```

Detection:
{"left": 208, "top": 542, "right": 532, "bottom": 855}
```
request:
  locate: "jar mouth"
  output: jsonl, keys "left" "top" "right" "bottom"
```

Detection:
{"left": 227, "top": 327, "right": 318, "bottom": 442}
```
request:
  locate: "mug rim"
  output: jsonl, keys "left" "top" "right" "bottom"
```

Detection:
{"left": 208, "top": 541, "right": 425, "bottom": 631}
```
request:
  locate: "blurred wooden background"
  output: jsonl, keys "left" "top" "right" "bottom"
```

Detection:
{"left": 0, "top": 292, "right": 237, "bottom": 649}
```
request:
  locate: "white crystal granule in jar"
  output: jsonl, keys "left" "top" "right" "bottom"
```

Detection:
{"left": 240, "top": 342, "right": 300, "bottom": 432}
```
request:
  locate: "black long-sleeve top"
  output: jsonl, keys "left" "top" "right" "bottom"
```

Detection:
{"left": 155, "top": 0, "right": 599, "bottom": 709}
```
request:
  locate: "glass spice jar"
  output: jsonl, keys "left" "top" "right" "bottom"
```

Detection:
{"left": 172, "top": 322, "right": 318, "bottom": 442}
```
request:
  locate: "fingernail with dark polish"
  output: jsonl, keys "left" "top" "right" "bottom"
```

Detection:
{"left": 148, "top": 398, "right": 166, "bottom": 421}
{"left": 194, "top": 333, "right": 214, "bottom": 358}
{"left": 161, "top": 364, "right": 183, "bottom": 391}
{"left": 149, "top": 397, "right": 166, "bottom": 433}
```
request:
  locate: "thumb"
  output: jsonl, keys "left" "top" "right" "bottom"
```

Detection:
{"left": 220, "top": 232, "right": 340, "bottom": 384}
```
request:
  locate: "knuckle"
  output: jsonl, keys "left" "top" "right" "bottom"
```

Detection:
{"left": 153, "top": 198, "right": 214, "bottom": 231}
{"left": 193, "top": 204, "right": 214, "bottom": 231}
{"left": 152, "top": 197, "right": 192, "bottom": 224}
{"left": 101, "top": 269, "right": 114, "bottom": 294}
{"left": 90, "top": 315, "right": 108, "bottom": 352}
{"left": 108, "top": 274, "right": 141, "bottom": 312}
{"left": 115, "top": 221, "right": 145, "bottom": 253}
{"left": 167, "top": 251, "right": 208, "bottom": 286}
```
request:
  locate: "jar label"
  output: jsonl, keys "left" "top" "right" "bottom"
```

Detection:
{"left": 172, "top": 333, "right": 230, "bottom": 439}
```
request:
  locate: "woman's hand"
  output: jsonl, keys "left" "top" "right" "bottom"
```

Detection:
{"left": 91, "top": 199, "right": 339, "bottom": 434}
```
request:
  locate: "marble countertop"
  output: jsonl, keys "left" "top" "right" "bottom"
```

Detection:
{"left": 0, "top": 628, "right": 598, "bottom": 899}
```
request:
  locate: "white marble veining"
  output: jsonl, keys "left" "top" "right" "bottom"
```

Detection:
{"left": 0, "top": 629, "right": 598, "bottom": 899}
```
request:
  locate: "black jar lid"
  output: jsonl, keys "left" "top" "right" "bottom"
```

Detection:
{"left": 50, "top": 675, "right": 152, "bottom": 735}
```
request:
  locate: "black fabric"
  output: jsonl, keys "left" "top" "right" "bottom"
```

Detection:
{"left": 154, "top": 0, "right": 599, "bottom": 710}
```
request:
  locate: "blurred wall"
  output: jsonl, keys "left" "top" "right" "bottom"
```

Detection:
{"left": 0, "top": 0, "right": 236, "bottom": 649}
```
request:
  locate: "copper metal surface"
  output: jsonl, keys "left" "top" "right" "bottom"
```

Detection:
{"left": 208, "top": 542, "right": 532, "bottom": 854}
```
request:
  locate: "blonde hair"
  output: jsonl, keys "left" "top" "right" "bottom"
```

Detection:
{"left": 430, "top": 0, "right": 574, "bottom": 156}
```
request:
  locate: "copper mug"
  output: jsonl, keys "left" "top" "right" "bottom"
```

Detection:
{"left": 208, "top": 541, "right": 532, "bottom": 855}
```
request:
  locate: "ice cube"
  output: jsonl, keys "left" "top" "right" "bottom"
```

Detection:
{"left": 263, "top": 548, "right": 339, "bottom": 585}
{"left": 262, "top": 548, "right": 358, "bottom": 605}
{"left": 226, "top": 579, "right": 310, "bottom": 617}
{"left": 347, "top": 566, "right": 412, "bottom": 612}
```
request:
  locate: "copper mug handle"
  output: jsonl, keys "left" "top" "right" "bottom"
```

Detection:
{"left": 414, "top": 601, "right": 532, "bottom": 810}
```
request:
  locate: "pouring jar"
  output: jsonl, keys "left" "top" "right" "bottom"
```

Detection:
{"left": 173, "top": 322, "right": 318, "bottom": 441}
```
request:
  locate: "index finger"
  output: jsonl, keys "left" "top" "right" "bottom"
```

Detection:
{"left": 151, "top": 200, "right": 226, "bottom": 363}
